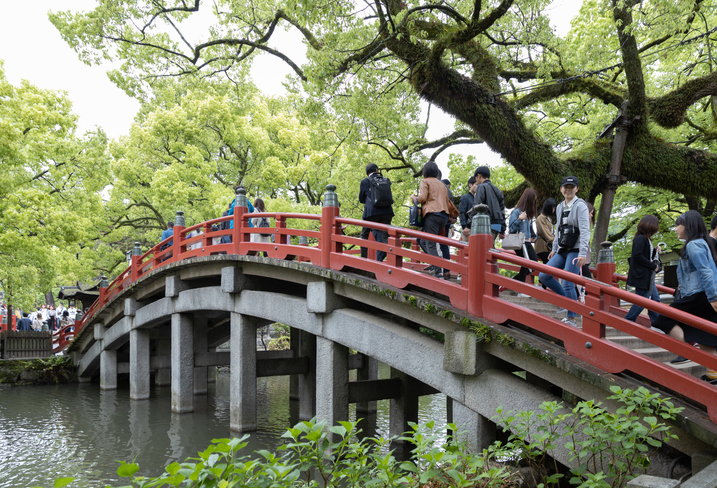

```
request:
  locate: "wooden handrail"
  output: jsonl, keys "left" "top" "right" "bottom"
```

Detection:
{"left": 72, "top": 207, "right": 717, "bottom": 422}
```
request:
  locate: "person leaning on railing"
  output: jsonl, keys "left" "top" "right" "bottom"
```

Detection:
{"left": 652, "top": 211, "right": 717, "bottom": 385}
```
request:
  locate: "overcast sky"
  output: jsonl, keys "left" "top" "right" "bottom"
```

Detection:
{"left": 0, "top": 0, "right": 583, "bottom": 171}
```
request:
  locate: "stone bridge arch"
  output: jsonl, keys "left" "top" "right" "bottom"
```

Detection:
{"left": 69, "top": 255, "right": 717, "bottom": 466}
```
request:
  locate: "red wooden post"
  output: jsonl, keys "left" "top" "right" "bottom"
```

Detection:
{"left": 277, "top": 215, "right": 288, "bottom": 245}
{"left": 466, "top": 204, "right": 493, "bottom": 318}
{"left": 171, "top": 211, "right": 186, "bottom": 264}
{"left": 232, "top": 187, "right": 247, "bottom": 254}
{"left": 595, "top": 241, "right": 618, "bottom": 309}
{"left": 130, "top": 242, "right": 141, "bottom": 282}
{"left": 99, "top": 275, "right": 108, "bottom": 307}
{"left": 321, "top": 184, "right": 340, "bottom": 269}
{"left": 386, "top": 227, "right": 403, "bottom": 269}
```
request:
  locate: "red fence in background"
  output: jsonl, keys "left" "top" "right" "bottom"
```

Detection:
{"left": 74, "top": 196, "right": 717, "bottom": 422}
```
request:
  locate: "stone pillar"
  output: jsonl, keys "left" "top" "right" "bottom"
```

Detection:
{"left": 289, "top": 327, "right": 300, "bottom": 401}
{"left": 193, "top": 315, "right": 208, "bottom": 395}
{"left": 155, "top": 338, "right": 171, "bottom": 386}
{"left": 230, "top": 312, "right": 257, "bottom": 432}
{"left": 451, "top": 400, "right": 496, "bottom": 453}
{"left": 130, "top": 328, "right": 150, "bottom": 400}
{"left": 100, "top": 349, "right": 117, "bottom": 391}
{"left": 389, "top": 368, "right": 419, "bottom": 439}
{"left": 356, "top": 354, "right": 379, "bottom": 414}
{"left": 315, "top": 336, "right": 349, "bottom": 427}
{"left": 299, "top": 330, "right": 316, "bottom": 421}
{"left": 171, "top": 313, "right": 194, "bottom": 414}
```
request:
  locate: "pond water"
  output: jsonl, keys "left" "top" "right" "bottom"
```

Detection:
{"left": 0, "top": 365, "right": 446, "bottom": 487}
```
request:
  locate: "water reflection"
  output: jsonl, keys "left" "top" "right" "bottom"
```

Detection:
{"left": 0, "top": 364, "right": 446, "bottom": 487}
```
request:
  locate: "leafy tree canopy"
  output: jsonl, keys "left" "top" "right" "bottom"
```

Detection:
{"left": 0, "top": 61, "right": 111, "bottom": 309}
{"left": 50, "top": 0, "right": 717, "bottom": 204}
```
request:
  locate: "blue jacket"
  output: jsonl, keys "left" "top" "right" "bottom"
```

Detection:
{"left": 228, "top": 199, "right": 255, "bottom": 229}
{"left": 678, "top": 239, "right": 717, "bottom": 302}
{"left": 359, "top": 173, "right": 394, "bottom": 219}
{"left": 508, "top": 208, "right": 536, "bottom": 240}
{"left": 17, "top": 317, "right": 32, "bottom": 331}
{"left": 160, "top": 228, "right": 173, "bottom": 248}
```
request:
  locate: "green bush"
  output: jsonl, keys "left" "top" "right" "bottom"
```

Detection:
{"left": 43, "top": 420, "right": 519, "bottom": 488}
{"left": 494, "top": 385, "right": 682, "bottom": 488}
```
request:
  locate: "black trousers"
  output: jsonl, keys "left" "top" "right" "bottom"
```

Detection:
{"left": 513, "top": 241, "right": 538, "bottom": 282}
{"left": 360, "top": 214, "right": 393, "bottom": 261}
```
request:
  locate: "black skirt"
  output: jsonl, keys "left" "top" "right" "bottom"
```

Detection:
{"left": 653, "top": 292, "right": 717, "bottom": 346}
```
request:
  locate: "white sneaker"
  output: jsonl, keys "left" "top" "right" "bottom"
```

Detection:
{"left": 517, "top": 293, "right": 529, "bottom": 298}
{"left": 561, "top": 317, "right": 578, "bottom": 327}
{"left": 556, "top": 308, "right": 567, "bottom": 315}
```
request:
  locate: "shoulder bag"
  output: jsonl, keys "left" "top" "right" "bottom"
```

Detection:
{"left": 502, "top": 232, "right": 525, "bottom": 250}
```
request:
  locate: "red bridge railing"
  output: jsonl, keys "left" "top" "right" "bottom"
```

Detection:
{"left": 75, "top": 190, "right": 717, "bottom": 423}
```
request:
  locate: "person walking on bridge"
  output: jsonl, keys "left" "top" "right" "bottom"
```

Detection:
{"left": 358, "top": 163, "right": 394, "bottom": 262}
{"left": 468, "top": 166, "right": 505, "bottom": 246}
{"left": 411, "top": 161, "right": 452, "bottom": 278}
{"left": 538, "top": 176, "right": 590, "bottom": 328}
{"left": 652, "top": 211, "right": 717, "bottom": 384}
{"left": 458, "top": 176, "right": 478, "bottom": 241}
{"left": 624, "top": 215, "right": 662, "bottom": 324}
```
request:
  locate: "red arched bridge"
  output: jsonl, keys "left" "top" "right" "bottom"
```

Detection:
{"left": 67, "top": 186, "right": 717, "bottom": 468}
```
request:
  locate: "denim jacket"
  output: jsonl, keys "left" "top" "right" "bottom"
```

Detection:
{"left": 508, "top": 208, "right": 536, "bottom": 241}
{"left": 678, "top": 239, "right": 717, "bottom": 302}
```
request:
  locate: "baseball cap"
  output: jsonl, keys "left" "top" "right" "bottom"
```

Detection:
{"left": 561, "top": 176, "right": 579, "bottom": 187}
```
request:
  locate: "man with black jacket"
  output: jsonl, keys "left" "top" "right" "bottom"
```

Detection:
{"left": 467, "top": 166, "right": 505, "bottom": 245}
{"left": 358, "top": 163, "right": 394, "bottom": 261}
{"left": 458, "top": 176, "right": 477, "bottom": 240}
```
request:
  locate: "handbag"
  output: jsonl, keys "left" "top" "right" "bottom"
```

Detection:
{"left": 447, "top": 198, "right": 459, "bottom": 220}
{"left": 502, "top": 232, "right": 525, "bottom": 250}
{"left": 409, "top": 201, "right": 423, "bottom": 227}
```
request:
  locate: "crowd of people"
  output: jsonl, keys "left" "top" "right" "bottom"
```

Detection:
{"left": 158, "top": 186, "right": 273, "bottom": 255}
{"left": 151, "top": 172, "right": 717, "bottom": 385}
{"left": 2, "top": 302, "right": 79, "bottom": 332}
{"left": 362, "top": 163, "right": 717, "bottom": 385}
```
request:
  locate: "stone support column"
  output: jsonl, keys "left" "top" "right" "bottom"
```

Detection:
{"left": 129, "top": 328, "right": 150, "bottom": 400}
{"left": 289, "top": 327, "right": 300, "bottom": 401}
{"left": 155, "top": 338, "right": 171, "bottom": 386}
{"left": 315, "top": 336, "right": 349, "bottom": 427}
{"left": 356, "top": 354, "right": 379, "bottom": 414}
{"left": 389, "top": 368, "right": 419, "bottom": 440}
{"left": 299, "top": 330, "right": 316, "bottom": 421}
{"left": 171, "top": 313, "right": 194, "bottom": 413}
{"left": 230, "top": 312, "right": 257, "bottom": 432}
{"left": 99, "top": 348, "right": 117, "bottom": 391}
{"left": 451, "top": 399, "right": 496, "bottom": 453}
{"left": 193, "top": 315, "right": 208, "bottom": 395}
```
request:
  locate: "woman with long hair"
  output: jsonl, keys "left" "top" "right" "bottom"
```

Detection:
{"left": 411, "top": 161, "right": 452, "bottom": 278}
{"left": 507, "top": 188, "right": 539, "bottom": 283}
{"left": 535, "top": 198, "right": 557, "bottom": 264}
{"left": 624, "top": 215, "right": 662, "bottom": 323}
{"left": 653, "top": 211, "right": 717, "bottom": 384}
{"left": 251, "top": 198, "right": 272, "bottom": 256}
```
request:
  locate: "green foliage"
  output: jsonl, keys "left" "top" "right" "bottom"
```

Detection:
{"left": 494, "top": 386, "right": 682, "bottom": 488}
{"left": 0, "top": 61, "right": 112, "bottom": 308}
{"left": 0, "top": 355, "right": 75, "bottom": 384}
{"left": 47, "top": 419, "right": 519, "bottom": 488}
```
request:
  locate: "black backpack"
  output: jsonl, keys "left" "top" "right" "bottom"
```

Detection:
{"left": 369, "top": 174, "right": 393, "bottom": 208}
{"left": 258, "top": 217, "right": 271, "bottom": 237}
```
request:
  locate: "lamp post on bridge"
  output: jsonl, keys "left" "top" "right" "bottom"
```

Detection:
{"left": 233, "top": 187, "right": 248, "bottom": 253}
{"left": 321, "top": 185, "right": 340, "bottom": 269}
{"left": 467, "top": 204, "right": 494, "bottom": 317}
